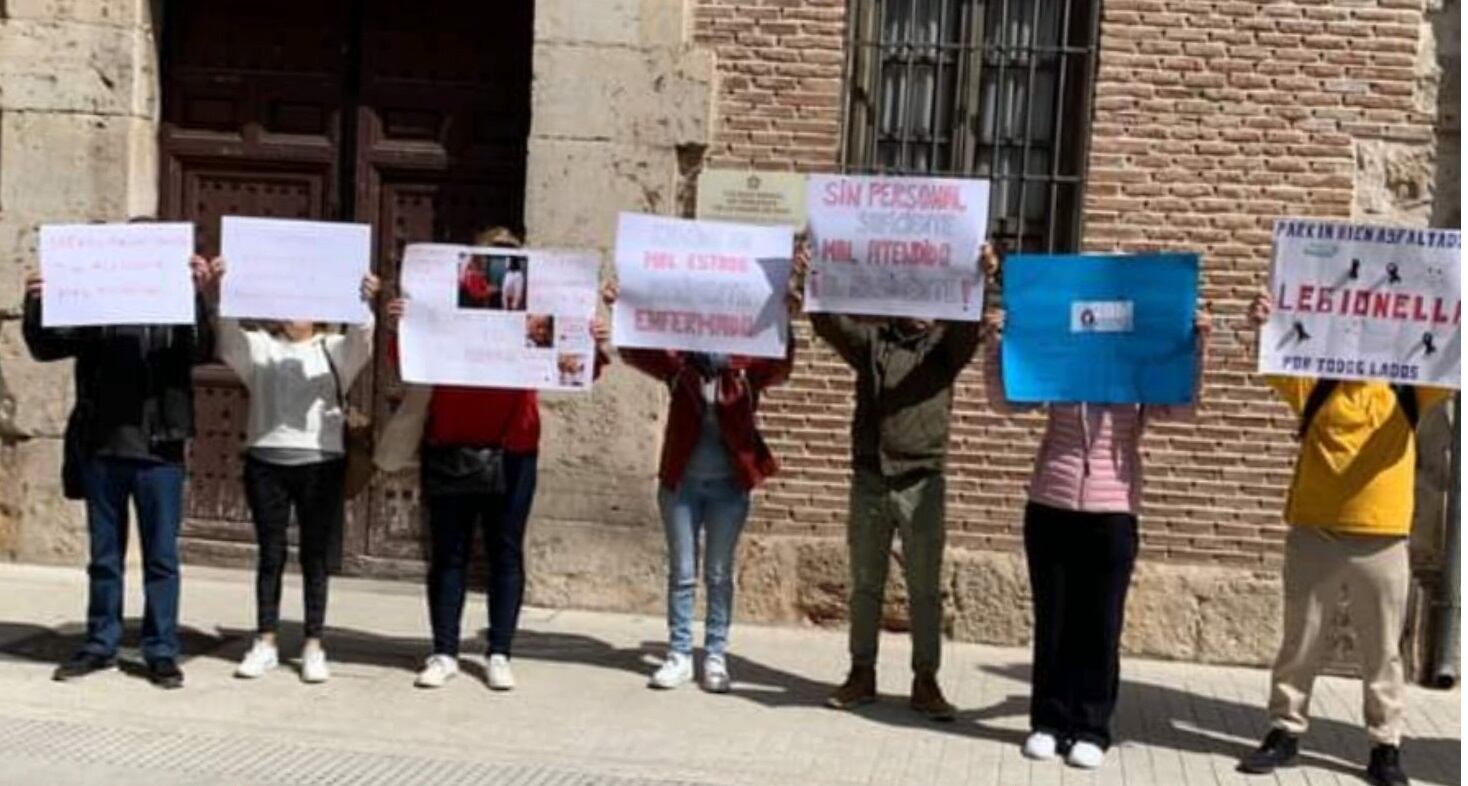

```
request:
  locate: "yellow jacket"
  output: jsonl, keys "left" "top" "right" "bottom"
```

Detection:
{"left": 1268, "top": 377, "right": 1452, "bottom": 537}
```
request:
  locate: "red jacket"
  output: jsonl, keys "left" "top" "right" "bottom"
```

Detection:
{"left": 621, "top": 346, "right": 794, "bottom": 491}
{"left": 390, "top": 336, "right": 608, "bottom": 454}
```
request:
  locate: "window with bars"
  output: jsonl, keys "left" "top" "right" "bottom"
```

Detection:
{"left": 842, "top": 0, "right": 1101, "bottom": 253}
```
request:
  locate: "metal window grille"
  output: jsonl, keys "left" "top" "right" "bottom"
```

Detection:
{"left": 842, "top": 0, "right": 1101, "bottom": 253}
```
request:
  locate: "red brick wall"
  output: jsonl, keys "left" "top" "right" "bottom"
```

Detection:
{"left": 693, "top": 1, "right": 1437, "bottom": 569}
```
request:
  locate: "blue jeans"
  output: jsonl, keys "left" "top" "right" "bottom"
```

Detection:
{"left": 658, "top": 476, "right": 750, "bottom": 657}
{"left": 78, "top": 457, "right": 185, "bottom": 662}
{"left": 425, "top": 452, "right": 538, "bottom": 657}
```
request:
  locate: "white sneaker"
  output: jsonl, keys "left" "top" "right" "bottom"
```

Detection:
{"left": 234, "top": 640, "right": 279, "bottom": 679}
{"left": 648, "top": 652, "right": 693, "bottom": 690}
{"left": 414, "top": 654, "right": 460, "bottom": 689}
{"left": 702, "top": 654, "right": 731, "bottom": 694}
{"left": 1066, "top": 740, "right": 1106, "bottom": 769}
{"left": 486, "top": 654, "right": 515, "bottom": 691}
{"left": 300, "top": 647, "right": 331, "bottom": 684}
{"left": 1021, "top": 731, "right": 1059, "bottom": 761}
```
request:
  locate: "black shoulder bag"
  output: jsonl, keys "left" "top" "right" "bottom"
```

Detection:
{"left": 418, "top": 407, "right": 516, "bottom": 499}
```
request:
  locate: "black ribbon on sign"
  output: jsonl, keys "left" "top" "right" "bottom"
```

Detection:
{"left": 1387, "top": 263, "right": 1402, "bottom": 284}
{"left": 1080, "top": 308, "right": 1096, "bottom": 329}
{"left": 1349, "top": 258, "right": 1361, "bottom": 279}
{"left": 1294, "top": 321, "right": 1311, "bottom": 342}
{"left": 1424, "top": 333, "right": 1437, "bottom": 356}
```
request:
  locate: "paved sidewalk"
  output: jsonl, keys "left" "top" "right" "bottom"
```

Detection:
{"left": 0, "top": 562, "right": 1458, "bottom": 786}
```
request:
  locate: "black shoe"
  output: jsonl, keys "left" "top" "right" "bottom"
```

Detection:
{"left": 52, "top": 652, "right": 116, "bottom": 682}
{"left": 1366, "top": 744, "right": 1410, "bottom": 786}
{"left": 1237, "top": 729, "right": 1299, "bottom": 774}
{"left": 145, "top": 658, "right": 184, "bottom": 690}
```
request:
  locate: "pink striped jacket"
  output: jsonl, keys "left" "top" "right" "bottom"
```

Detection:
{"left": 983, "top": 341, "right": 1203, "bottom": 514}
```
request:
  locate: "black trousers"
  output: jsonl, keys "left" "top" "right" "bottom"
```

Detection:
{"left": 425, "top": 452, "right": 538, "bottom": 657}
{"left": 243, "top": 456, "right": 346, "bottom": 639}
{"left": 1024, "top": 501, "right": 1139, "bottom": 748}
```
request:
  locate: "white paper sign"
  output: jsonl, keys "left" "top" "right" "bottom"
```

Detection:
{"left": 804, "top": 174, "right": 989, "bottom": 321}
{"left": 40, "top": 222, "right": 196, "bottom": 327}
{"left": 399, "top": 244, "right": 600, "bottom": 391}
{"left": 612, "top": 213, "right": 792, "bottom": 358}
{"left": 220, "top": 216, "right": 372, "bottom": 323}
{"left": 1261, "top": 218, "right": 1460, "bottom": 388}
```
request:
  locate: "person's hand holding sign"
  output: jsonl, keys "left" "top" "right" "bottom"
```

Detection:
{"left": 386, "top": 297, "right": 407, "bottom": 331}
{"left": 1248, "top": 288, "right": 1272, "bottom": 328}
{"left": 980, "top": 242, "right": 1001, "bottom": 282}
{"left": 1195, "top": 303, "right": 1214, "bottom": 339}
{"left": 190, "top": 254, "right": 213, "bottom": 294}
{"left": 360, "top": 272, "right": 381, "bottom": 304}
{"left": 789, "top": 238, "right": 811, "bottom": 317}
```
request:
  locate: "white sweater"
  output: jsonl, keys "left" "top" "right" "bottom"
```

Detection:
{"left": 217, "top": 318, "right": 375, "bottom": 455}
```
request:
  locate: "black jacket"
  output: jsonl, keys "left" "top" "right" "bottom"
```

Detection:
{"left": 23, "top": 292, "right": 216, "bottom": 460}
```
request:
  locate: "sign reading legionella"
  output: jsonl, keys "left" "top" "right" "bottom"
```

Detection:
{"left": 1260, "top": 218, "right": 1461, "bottom": 388}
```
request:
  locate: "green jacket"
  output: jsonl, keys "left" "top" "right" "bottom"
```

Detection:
{"left": 811, "top": 315, "right": 980, "bottom": 478}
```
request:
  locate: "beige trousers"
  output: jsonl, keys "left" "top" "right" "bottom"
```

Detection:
{"left": 1268, "top": 526, "right": 1410, "bottom": 745}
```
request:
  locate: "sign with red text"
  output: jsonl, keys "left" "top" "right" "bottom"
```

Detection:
{"left": 1261, "top": 218, "right": 1460, "bottom": 388}
{"left": 804, "top": 174, "right": 989, "bottom": 321}
{"left": 612, "top": 213, "right": 793, "bottom": 358}
{"left": 220, "top": 216, "right": 373, "bottom": 324}
{"left": 40, "top": 222, "right": 196, "bottom": 327}
{"left": 398, "top": 244, "right": 600, "bottom": 391}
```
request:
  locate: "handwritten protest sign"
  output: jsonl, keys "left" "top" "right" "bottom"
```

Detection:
{"left": 1003, "top": 253, "right": 1199, "bottom": 404}
{"left": 1261, "top": 218, "right": 1460, "bottom": 388}
{"left": 612, "top": 213, "right": 793, "bottom": 358}
{"left": 696, "top": 170, "right": 808, "bottom": 227}
{"left": 40, "top": 222, "right": 196, "bottom": 327}
{"left": 220, "top": 216, "right": 372, "bottom": 323}
{"left": 399, "top": 244, "right": 599, "bottom": 391}
{"left": 804, "top": 174, "right": 989, "bottom": 321}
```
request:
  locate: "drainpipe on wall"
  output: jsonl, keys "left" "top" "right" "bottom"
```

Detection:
{"left": 1431, "top": 394, "right": 1461, "bottom": 688}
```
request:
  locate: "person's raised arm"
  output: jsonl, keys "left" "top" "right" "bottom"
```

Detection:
{"left": 206, "top": 257, "right": 255, "bottom": 380}
{"left": 1247, "top": 287, "right": 1312, "bottom": 412}
{"left": 188, "top": 254, "right": 218, "bottom": 365}
{"left": 1150, "top": 305, "right": 1212, "bottom": 423}
{"left": 328, "top": 272, "right": 380, "bottom": 385}
{"left": 601, "top": 278, "right": 683, "bottom": 380}
{"left": 935, "top": 242, "right": 999, "bottom": 374}
{"left": 20, "top": 271, "right": 91, "bottom": 362}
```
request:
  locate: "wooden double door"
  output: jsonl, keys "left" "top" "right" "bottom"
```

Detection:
{"left": 159, "top": 0, "right": 532, "bottom": 574}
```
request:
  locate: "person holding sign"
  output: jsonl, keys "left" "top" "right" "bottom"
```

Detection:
{"left": 386, "top": 226, "right": 611, "bottom": 693}
{"left": 983, "top": 279, "right": 1212, "bottom": 770}
{"left": 22, "top": 234, "right": 216, "bottom": 690}
{"left": 815, "top": 242, "right": 995, "bottom": 722}
{"left": 1238, "top": 290, "right": 1451, "bottom": 786}
{"left": 602, "top": 265, "right": 801, "bottom": 693}
{"left": 207, "top": 257, "right": 380, "bottom": 685}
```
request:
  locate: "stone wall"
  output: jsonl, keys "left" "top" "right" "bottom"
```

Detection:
{"left": 0, "top": 0, "right": 160, "bottom": 561}
{"left": 517, "top": 0, "right": 717, "bottom": 609}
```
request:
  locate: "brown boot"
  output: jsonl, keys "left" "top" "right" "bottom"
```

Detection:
{"left": 910, "top": 673, "right": 956, "bottom": 721}
{"left": 826, "top": 665, "right": 877, "bottom": 709}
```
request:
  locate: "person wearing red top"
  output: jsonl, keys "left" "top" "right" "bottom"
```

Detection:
{"left": 602, "top": 257, "right": 801, "bottom": 694}
{"left": 388, "top": 226, "right": 608, "bottom": 692}
{"left": 457, "top": 257, "right": 497, "bottom": 309}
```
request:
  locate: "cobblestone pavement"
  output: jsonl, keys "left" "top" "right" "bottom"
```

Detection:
{"left": 0, "top": 563, "right": 1458, "bottom": 786}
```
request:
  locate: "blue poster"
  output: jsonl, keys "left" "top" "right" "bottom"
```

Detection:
{"left": 1002, "top": 253, "right": 1199, "bottom": 404}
